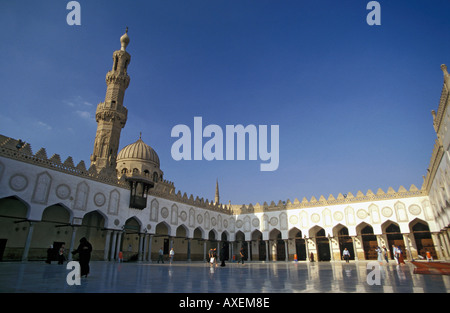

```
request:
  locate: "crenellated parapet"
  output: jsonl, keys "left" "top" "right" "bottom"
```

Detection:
{"left": 232, "top": 185, "right": 426, "bottom": 214}
{"left": 0, "top": 135, "right": 232, "bottom": 214}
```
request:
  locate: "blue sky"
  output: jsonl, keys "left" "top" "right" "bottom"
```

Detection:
{"left": 0, "top": 0, "right": 449, "bottom": 205}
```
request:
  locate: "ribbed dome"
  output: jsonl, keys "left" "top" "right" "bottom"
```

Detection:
{"left": 117, "top": 137, "right": 160, "bottom": 167}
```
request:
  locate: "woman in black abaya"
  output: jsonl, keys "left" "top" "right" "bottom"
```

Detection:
{"left": 72, "top": 237, "right": 93, "bottom": 278}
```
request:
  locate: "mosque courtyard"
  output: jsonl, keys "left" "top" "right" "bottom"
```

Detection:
{"left": 0, "top": 260, "right": 448, "bottom": 293}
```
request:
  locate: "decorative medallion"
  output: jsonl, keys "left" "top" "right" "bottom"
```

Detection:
{"left": 180, "top": 211, "right": 187, "bottom": 222}
{"left": 197, "top": 214, "right": 203, "bottom": 224}
{"left": 311, "top": 213, "right": 320, "bottom": 223}
{"left": 381, "top": 207, "right": 393, "bottom": 218}
{"left": 56, "top": 184, "right": 71, "bottom": 200}
{"left": 223, "top": 219, "right": 228, "bottom": 229}
{"left": 333, "top": 211, "right": 344, "bottom": 222}
{"left": 289, "top": 215, "right": 298, "bottom": 225}
{"left": 269, "top": 217, "right": 278, "bottom": 226}
{"left": 9, "top": 174, "right": 28, "bottom": 191}
{"left": 408, "top": 205, "right": 421, "bottom": 216}
{"left": 357, "top": 209, "right": 368, "bottom": 219}
{"left": 161, "top": 207, "right": 169, "bottom": 218}
{"left": 114, "top": 219, "right": 120, "bottom": 226}
{"left": 211, "top": 217, "right": 217, "bottom": 226}
{"left": 94, "top": 192, "right": 106, "bottom": 207}
{"left": 236, "top": 220, "right": 243, "bottom": 228}
{"left": 252, "top": 218, "right": 260, "bottom": 227}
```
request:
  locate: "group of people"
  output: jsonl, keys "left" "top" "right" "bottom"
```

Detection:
{"left": 342, "top": 245, "right": 408, "bottom": 265}
{"left": 157, "top": 247, "right": 175, "bottom": 264}
{"left": 45, "top": 237, "right": 93, "bottom": 278}
{"left": 375, "top": 245, "right": 406, "bottom": 265}
{"left": 208, "top": 243, "right": 233, "bottom": 267}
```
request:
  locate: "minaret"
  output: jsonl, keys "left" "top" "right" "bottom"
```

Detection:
{"left": 90, "top": 28, "right": 131, "bottom": 175}
{"left": 215, "top": 179, "right": 220, "bottom": 204}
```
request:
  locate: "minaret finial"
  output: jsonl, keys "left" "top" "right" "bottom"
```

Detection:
{"left": 139, "top": 132, "right": 142, "bottom": 139}
{"left": 215, "top": 179, "right": 220, "bottom": 204}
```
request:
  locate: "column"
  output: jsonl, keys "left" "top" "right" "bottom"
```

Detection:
{"left": 115, "top": 231, "right": 123, "bottom": 260}
{"left": 284, "top": 239, "right": 289, "bottom": 262}
{"left": 431, "top": 233, "right": 444, "bottom": 260}
{"left": 187, "top": 238, "right": 192, "bottom": 262}
{"left": 103, "top": 230, "right": 112, "bottom": 261}
{"left": 67, "top": 226, "right": 78, "bottom": 261}
{"left": 328, "top": 237, "right": 335, "bottom": 261}
{"left": 439, "top": 232, "right": 450, "bottom": 259}
{"left": 21, "top": 221, "right": 35, "bottom": 262}
{"left": 403, "top": 234, "right": 412, "bottom": 260}
{"left": 247, "top": 241, "right": 252, "bottom": 261}
{"left": 110, "top": 230, "right": 118, "bottom": 261}
{"left": 147, "top": 234, "right": 153, "bottom": 263}
{"left": 138, "top": 233, "right": 144, "bottom": 262}
{"left": 143, "top": 234, "right": 149, "bottom": 261}
{"left": 203, "top": 240, "right": 207, "bottom": 262}
{"left": 352, "top": 236, "right": 359, "bottom": 261}
{"left": 304, "top": 237, "right": 310, "bottom": 262}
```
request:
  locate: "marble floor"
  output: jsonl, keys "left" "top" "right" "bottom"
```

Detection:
{"left": 0, "top": 260, "right": 449, "bottom": 293}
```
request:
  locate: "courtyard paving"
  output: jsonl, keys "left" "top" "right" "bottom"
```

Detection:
{"left": 0, "top": 260, "right": 449, "bottom": 293}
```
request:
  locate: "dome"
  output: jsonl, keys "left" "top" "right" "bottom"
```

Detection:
{"left": 117, "top": 137, "right": 160, "bottom": 167}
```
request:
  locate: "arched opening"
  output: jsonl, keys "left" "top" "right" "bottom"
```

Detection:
{"left": 122, "top": 217, "right": 142, "bottom": 261}
{"left": 155, "top": 221, "right": 170, "bottom": 257}
{"left": 289, "top": 228, "right": 306, "bottom": 261}
{"left": 269, "top": 229, "right": 285, "bottom": 261}
{"left": 32, "top": 204, "right": 72, "bottom": 261}
{"left": 0, "top": 196, "right": 30, "bottom": 261}
{"left": 252, "top": 230, "right": 266, "bottom": 261}
{"left": 334, "top": 225, "right": 354, "bottom": 261}
{"left": 360, "top": 224, "right": 377, "bottom": 260}
{"left": 384, "top": 222, "right": 405, "bottom": 260}
{"left": 78, "top": 210, "right": 107, "bottom": 261}
{"left": 410, "top": 220, "right": 437, "bottom": 260}
{"left": 235, "top": 231, "right": 247, "bottom": 261}
{"left": 314, "top": 228, "right": 330, "bottom": 262}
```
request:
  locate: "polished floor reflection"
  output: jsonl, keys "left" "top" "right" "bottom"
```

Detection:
{"left": 0, "top": 260, "right": 449, "bottom": 293}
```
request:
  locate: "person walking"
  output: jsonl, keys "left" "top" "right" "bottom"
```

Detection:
{"left": 375, "top": 246, "right": 383, "bottom": 264}
{"left": 58, "top": 244, "right": 66, "bottom": 265}
{"left": 239, "top": 247, "right": 245, "bottom": 265}
{"left": 392, "top": 245, "right": 399, "bottom": 265}
{"left": 72, "top": 237, "right": 92, "bottom": 278}
{"left": 169, "top": 248, "right": 175, "bottom": 264}
{"left": 157, "top": 247, "right": 164, "bottom": 263}
{"left": 342, "top": 248, "right": 350, "bottom": 263}
{"left": 382, "top": 245, "right": 389, "bottom": 264}
{"left": 397, "top": 246, "right": 405, "bottom": 265}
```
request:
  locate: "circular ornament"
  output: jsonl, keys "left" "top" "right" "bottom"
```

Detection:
{"left": 56, "top": 184, "right": 71, "bottom": 200}
{"left": 333, "top": 211, "right": 344, "bottom": 222}
{"left": 94, "top": 192, "right": 106, "bottom": 207}
{"left": 161, "top": 207, "right": 169, "bottom": 218}
{"left": 311, "top": 213, "right": 320, "bottom": 223}
{"left": 408, "top": 205, "right": 421, "bottom": 216}
{"left": 382, "top": 207, "right": 393, "bottom": 218}
{"left": 9, "top": 174, "right": 28, "bottom": 191}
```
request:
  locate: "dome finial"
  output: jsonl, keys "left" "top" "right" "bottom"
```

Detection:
{"left": 139, "top": 132, "right": 142, "bottom": 139}
{"left": 120, "top": 27, "right": 130, "bottom": 51}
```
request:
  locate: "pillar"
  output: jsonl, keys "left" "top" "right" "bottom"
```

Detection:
{"left": 265, "top": 240, "right": 269, "bottom": 262}
{"left": 147, "top": 234, "right": 153, "bottom": 263}
{"left": 103, "top": 230, "right": 112, "bottom": 261}
{"left": 143, "top": 233, "right": 149, "bottom": 261}
{"left": 21, "top": 221, "right": 35, "bottom": 261}
{"left": 67, "top": 226, "right": 78, "bottom": 261}
{"left": 110, "top": 230, "right": 118, "bottom": 261}
{"left": 138, "top": 233, "right": 144, "bottom": 261}
{"left": 431, "top": 233, "right": 444, "bottom": 260}
{"left": 187, "top": 238, "right": 191, "bottom": 262}
{"left": 352, "top": 236, "right": 359, "bottom": 261}
{"left": 284, "top": 239, "right": 289, "bottom": 262}
{"left": 115, "top": 231, "right": 123, "bottom": 260}
{"left": 247, "top": 240, "right": 252, "bottom": 261}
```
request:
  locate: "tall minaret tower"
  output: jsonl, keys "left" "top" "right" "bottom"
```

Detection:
{"left": 90, "top": 28, "right": 131, "bottom": 175}
{"left": 215, "top": 179, "right": 220, "bottom": 204}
